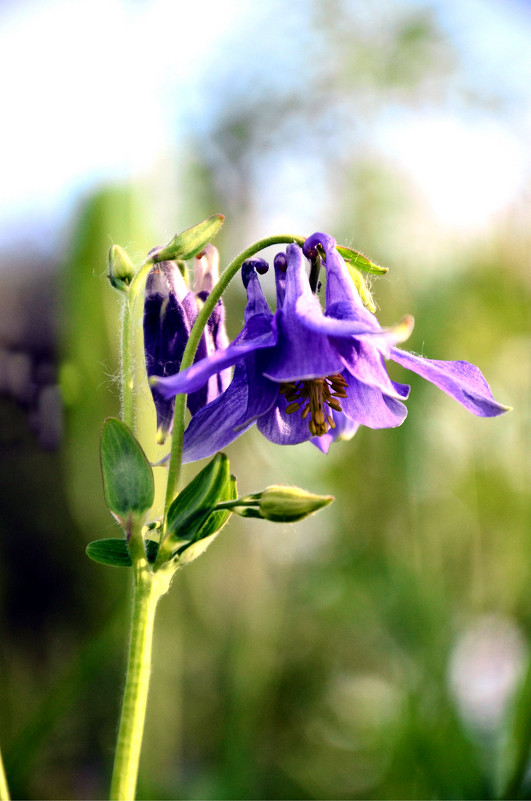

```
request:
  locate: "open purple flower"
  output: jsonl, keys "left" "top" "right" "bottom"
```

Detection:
{"left": 144, "top": 245, "right": 230, "bottom": 443}
{"left": 151, "top": 232, "right": 509, "bottom": 462}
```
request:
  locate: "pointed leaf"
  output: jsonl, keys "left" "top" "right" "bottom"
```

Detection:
{"left": 86, "top": 538, "right": 132, "bottom": 567}
{"left": 157, "top": 454, "right": 233, "bottom": 564}
{"left": 100, "top": 418, "right": 154, "bottom": 525}
{"left": 191, "top": 473, "right": 237, "bottom": 542}
{"left": 86, "top": 537, "right": 159, "bottom": 567}
{"left": 337, "top": 245, "right": 388, "bottom": 275}
{"left": 175, "top": 474, "right": 238, "bottom": 566}
{"left": 166, "top": 453, "right": 230, "bottom": 537}
{"left": 152, "top": 215, "right": 224, "bottom": 263}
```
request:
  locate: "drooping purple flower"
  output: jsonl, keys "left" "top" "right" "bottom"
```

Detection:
{"left": 143, "top": 245, "right": 230, "bottom": 443}
{"left": 151, "top": 232, "right": 509, "bottom": 462}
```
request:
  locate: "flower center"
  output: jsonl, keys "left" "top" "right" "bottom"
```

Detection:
{"left": 280, "top": 373, "right": 348, "bottom": 436}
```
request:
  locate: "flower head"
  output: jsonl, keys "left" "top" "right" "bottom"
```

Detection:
{"left": 152, "top": 232, "right": 509, "bottom": 461}
{"left": 143, "top": 245, "right": 230, "bottom": 444}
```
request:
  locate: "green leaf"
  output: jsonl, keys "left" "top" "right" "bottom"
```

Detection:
{"left": 176, "top": 474, "right": 237, "bottom": 566}
{"left": 152, "top": 214, "right": 224, "bottom": 263}
{"left": 166, "top": 453, "right": 231, "bottom": 537}
{"left": 86, "top": 537, "right": 159, "bottom": 567}
{"left": 337, "top": 245, "right": 388, "bottom": 275}
{"left": 86, "top": 538, "right": 131, "bottom": 567}
{"left": 100, "top": 418, "right": 154, "bottom": 526}
{"left": 157, "top": 454, "right": 233, "bottom": 563}
{"left": 191, "top": 473, "right": 237, "bottom": 541}
{"left": 347, "top": 265, "right": 377, "bottom": 313}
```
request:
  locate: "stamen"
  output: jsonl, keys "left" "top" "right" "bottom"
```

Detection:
{"left": 285, "top": 402, "right": 301, "bottom": 414}
{"left": 279, "top": 372, "right": 347, "bottom": 437}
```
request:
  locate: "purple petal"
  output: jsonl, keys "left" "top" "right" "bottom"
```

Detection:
{"left": 303, "top": 231, "right": 337, "bottom": 257}
{"left": 311, "top": 411, "right": 359, "bottom": 454}
{"left": 193, "top": 244, "right": 219, "bottom": 294}
{"left": 263, "top": 307, "right": 344, "bottom": 382}
{"left": 322, "top": 242, "right": 372, "bottom": 316}
{"left": 257, "top": 393, "right": 313, "bottom": 446}
{"left": 203, "top": 296, "right": 232, "bottom": 396}
{"left": 294, "top": 271, "right": 382, "bottom": 341}
{"left": 337, "top": 339, "right": 410, "bottom": 400}
{"left": 263, "top": 244, "right": 344, "bottom": 381}
{"left": 146, "top": 260, "right": 190, "bottom": 304}
{"left": 390, "top": 348, "right": 510, "bottom": 417}
{"left": 243, "top": 267, "right": 273, "bottom": 321}
{"left": 274, "top": 252, "right": 287, "bottom": 308}
{"left": 182, "top": 365, "right": 252, "bottom": 463}
{"left": 154, "top": 314, "right": 277, "bottom": 398}
{"left": 241, "top": 353, "right": 280, "bottom": 424}
{"left": 144, "top": 264, "right": 210, "bottom": 437}
{"left": 340, "top": 372, "right": 408, "bottom": 428}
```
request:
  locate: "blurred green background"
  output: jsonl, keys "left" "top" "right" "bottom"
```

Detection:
{"left": 0, "top": 0, "right": 529, "bottom": 798}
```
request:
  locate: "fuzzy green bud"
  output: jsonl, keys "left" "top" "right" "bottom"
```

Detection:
{"left": 108, "top": 244, "right": 136, "bottom": 292}
{"left": 258, "top": 485, "right": 334, "bottom": 521}
{"left": 230, "top": 485, "right": 334, "bottom": 523}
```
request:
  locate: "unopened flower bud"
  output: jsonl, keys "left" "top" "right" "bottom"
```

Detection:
{"left": 108, "top": 245, "right": 136, "bottom": 292}
{"left": 258, "top": 485, "right": 334, "bottom": 522}
{"left": 232, "top": 485, "right": 334, "bottom": 522}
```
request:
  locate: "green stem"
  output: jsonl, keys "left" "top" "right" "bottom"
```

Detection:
{"left": 110, "top": 563, "right": 169, "bottom": 801}
{"left": 121, "top": 261, "right": 155, "bottom": 433}
{"left": 163, "top": 234, "right": 305, "bottom": 516}
{"left": 0, "top": 749, "right": 10, "bottom": 801}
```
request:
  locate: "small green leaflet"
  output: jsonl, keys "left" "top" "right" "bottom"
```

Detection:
{"left": 152, "top": 214, "right": 224, "bottom": 263}
{"left": 175, "top": 474, "right": 237, "bottom": 567}
{"left": 337, "top": 245, "right": 388, "bottom": 275}
{"left": 100, "top": 418, "right": 154, "bottom": 528}
{"left": 86, "top": 538, "right": 159, "bottom": 567}
{"left": 157, "top": 453, "right": 235, "bottom": 563}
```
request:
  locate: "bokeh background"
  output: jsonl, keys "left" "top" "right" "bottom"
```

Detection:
{"left": 0, "top": 0, "right": 529, "bottom": 798}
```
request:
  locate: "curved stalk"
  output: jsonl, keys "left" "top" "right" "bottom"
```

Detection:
{"left": 163, "top": 234, "right": 305, "bottom": 516}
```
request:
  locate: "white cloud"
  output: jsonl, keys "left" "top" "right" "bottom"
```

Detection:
{"left": 378, "top": 110, "right": 529, "bottom": 229}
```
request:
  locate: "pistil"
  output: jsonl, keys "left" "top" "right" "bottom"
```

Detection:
{"left": 280, "top": 373, "right": 348, "bottom": 436}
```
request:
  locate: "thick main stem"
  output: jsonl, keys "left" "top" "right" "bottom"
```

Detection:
{"left": 0, "top": 749, "right": 9, "bottom": 801}
{"left": 110, "top": 568, "right": 166, "bottom": 801}
{"left": 163, "top": 234, "right": 305, "bottom": 515}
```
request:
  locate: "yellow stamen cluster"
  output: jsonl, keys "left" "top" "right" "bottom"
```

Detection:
{"left": 279, "top": 373, "right": 348, "bottom": 436}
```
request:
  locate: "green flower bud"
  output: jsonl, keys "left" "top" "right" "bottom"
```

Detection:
{"left": 150, "top": 214, "right": 224, "bottom": 263}
{"left": 232, "top": 485, "right": 334, "bottom": 523}
{"left": 258, "top": 485, "right": 334, "bottom": 521}
{"left": 108, "top": 244, "right": 136, "bottom": 292}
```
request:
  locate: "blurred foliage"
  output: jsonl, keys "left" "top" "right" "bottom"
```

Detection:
{"left": 0, "top": 1, "right": 529, "bottom": 799}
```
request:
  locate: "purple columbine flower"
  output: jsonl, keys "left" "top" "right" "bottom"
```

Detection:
{"left": 143, "top": 244, "right": 230, "bottom": 444}
{"left": 151, "top": 233, "right": 509, "bottom": 462}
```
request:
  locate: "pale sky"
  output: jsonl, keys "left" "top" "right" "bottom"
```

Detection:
{"left": 0, "top": 0, "right": 529, "bottom": 250}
